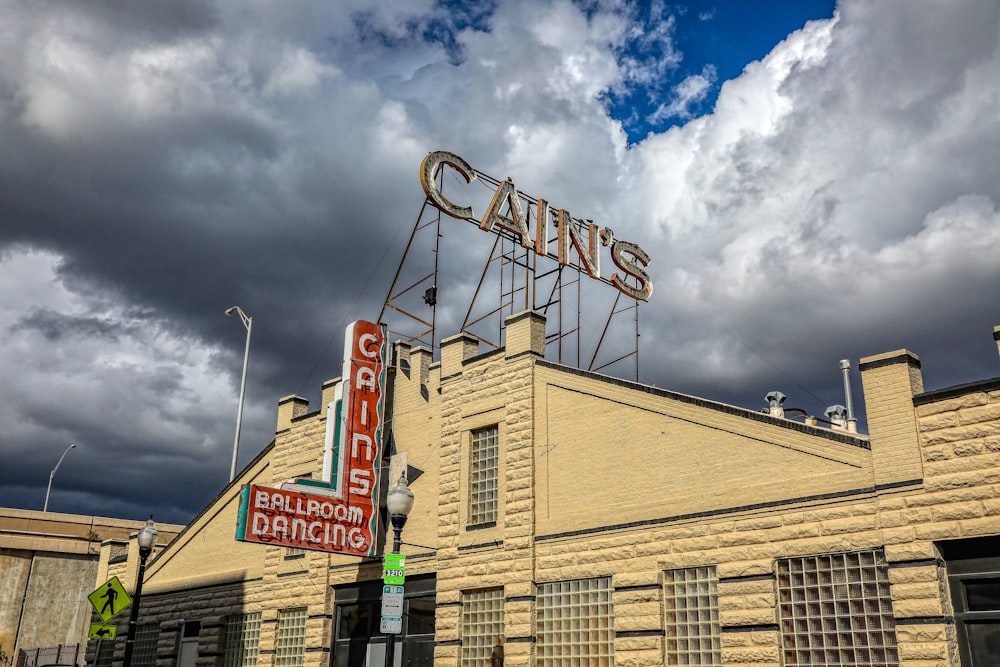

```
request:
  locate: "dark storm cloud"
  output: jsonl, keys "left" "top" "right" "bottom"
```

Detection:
{"left": 11, "top": 309, "right": 122, "bottom": 342}
{"left": 1, "top": 0, "right": 998, "bottom": 524}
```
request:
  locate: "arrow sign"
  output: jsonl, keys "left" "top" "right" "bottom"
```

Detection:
{"left": 381, "top": 585, "right": 404, "bottom": 617}
{"left": 89, "top": 624, "right": 118, "bottom": 641}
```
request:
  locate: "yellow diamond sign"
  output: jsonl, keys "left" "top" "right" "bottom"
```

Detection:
{"left": 88, "top": 576, "right": 132, "bottom": 623}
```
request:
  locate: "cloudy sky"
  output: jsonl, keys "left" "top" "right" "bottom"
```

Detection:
{"left": 2, "top": 0, "right": 999, "bottom": 524}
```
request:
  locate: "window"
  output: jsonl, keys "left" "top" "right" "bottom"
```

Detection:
{"left": 275, "top": 608, "right": 308, "bottom": 667}
{"left": 777, "top": 550, "right": 898, "bottom": 666}
{"left": 131, "top": 623, "right": 159, "bottom": 667}
{"left": 942, "top": 535, "right": 1000, "bottom": 667}
{"left": 663, "top": 566, "right": 720, "bottom": 665}
{"left": 461, "top": 589, "right": 504, "bottom": 666}
{"left": 332, "top": 576, "right": 437, "bottom": 667}
{"left": 469, "top": 426, "right": 499, "bottom": 526}
{"left": 537, "top": 578, "right": 613, "bottom": 667}
{"left": 93, "top": 638, "right": 115, "bottom": 667}
{"left": 223, "top": 612, "right": 262, "bottom": 667}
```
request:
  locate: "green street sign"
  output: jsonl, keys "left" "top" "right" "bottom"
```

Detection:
{"left": 383, "top": 553, "right": 406, "bottom": 585}
{"left": 88, "top": 576, "right": 132, "bottom": 623}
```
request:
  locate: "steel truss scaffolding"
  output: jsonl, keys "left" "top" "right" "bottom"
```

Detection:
{"left": 379, "top": 167, "right": 642, "bottom": 380}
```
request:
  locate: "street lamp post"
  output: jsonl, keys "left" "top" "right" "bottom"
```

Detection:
{"left": 43, "top": 443, "right": 76, "bottom": 512}
{"left": 123, "top": 517, "right": 157, "bottom": 667}
{"left": 383, "top": 475, "right": 414, "bottom": 667}
{"left": 225, "top": 306, "right": 252, "bottom": 482}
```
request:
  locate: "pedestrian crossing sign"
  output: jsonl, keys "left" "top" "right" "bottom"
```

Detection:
{"left": 88, "top": 576, "right": 132, "bottom": 623}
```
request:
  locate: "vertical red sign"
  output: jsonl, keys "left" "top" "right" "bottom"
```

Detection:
{"left": 336, "top": 320, "right": 386, "bottom": 556}
{"left": 236, "top": 320, "right": 386, "bottom": 558}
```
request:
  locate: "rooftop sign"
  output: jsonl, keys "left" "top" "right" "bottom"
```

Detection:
{"left": 420, "top": 150, "right": 653, "bottom": 301}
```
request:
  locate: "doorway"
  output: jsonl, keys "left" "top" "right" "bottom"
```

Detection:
{"left": 332, "top": 575, "right": 435, "bottom": 667}
{"left": 943, "top": 536, "right": 1000, "bottom": 665}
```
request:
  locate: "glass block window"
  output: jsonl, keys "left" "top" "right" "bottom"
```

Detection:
{"left": 537, "top": 578, "right": 614, "bottom": 667}
{"left": 777, "top": 550, "right": 899, "bottom": 666}
{"left": 663, "top": 566, "right": 721, "bottom": 665}
{"left": 461, "top": 589, "right": 504, "bottom": 666}
{"left": 469, "top": 426, "right": 499, "bottom": 525}
{"left": 93, "top": 638, "right": 115, "bottom": 667}
{"left": 132, "top": 623, "right": 159, "bottom": 667}
{"left": 275, "top": 608, "right": 308, "bottom": 667}
{"left": 223, "top": 612, "right": 262, "bottom": 667}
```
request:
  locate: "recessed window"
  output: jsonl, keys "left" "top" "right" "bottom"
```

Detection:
{"left": 275, "top": 608, "right": 308, "bottom": 667}
{"left": 223, "top": 612, "right": 261, "bottom": 667}
{"left": 461, "top": 589, "right": 504, "bottom": 666}
{"left": 93, "top": 638, "right": 115, "bottom": 667}
{"left": 469, "top": 426, "right": 499, "bottom": 526}
{"left": 537, "top": 578, "right": 614, "bottom": 667}
{"left": 663, "top": 566, "right": 721, "bottom": 665}
{"left": 777, "top": 550, "right": 898, "bottom": 666}
{"left": 131, "top": 623, "right": 159, "bottom": 667}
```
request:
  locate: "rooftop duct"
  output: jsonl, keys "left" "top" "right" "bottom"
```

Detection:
{"left": 765, "top": 391, "right": 787, "bottom": 418}
{"left": 840, "top": 359, "right": 858, "bottom": 432}
{"left": 825, "top": 404, "right": 848, "bottom": 430}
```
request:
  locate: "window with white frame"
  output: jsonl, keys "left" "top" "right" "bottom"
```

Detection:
{"left": 537, "top": 578, "right": 614, "bottom": 667}
{"left": 663, "top": 566, "right": 721, "bottom": 665}
{"left": 461, "top": 589, "right": 504, "bottom": 666}
{"left": 469, "top": 426, "right": 499, "bottom": 526}
{"left": 275, "top": 608, "right": 308, "bottom": 667}
{"left": 131, "top": 623, "right": 159, "bottom": 667}
{"left": 777, "top": 549, "right": 899, "bottom": 666}
{"left": 223, "top": 612, "right": 262, "bottom": 667}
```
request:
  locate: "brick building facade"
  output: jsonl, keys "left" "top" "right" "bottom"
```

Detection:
{"left": 91, "top": 314, "right": 1000, "bottom": 667}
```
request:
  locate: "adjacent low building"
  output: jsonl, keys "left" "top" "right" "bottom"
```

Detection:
{"left": 0, "top": 510, "right": 181, "bottom": 667}
{"left": 92, "top": 313, "right": 1000, "bottom": 666}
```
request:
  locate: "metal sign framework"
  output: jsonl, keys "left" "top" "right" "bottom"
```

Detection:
{"left": 379, "top": 165, "right": 642, "bottom": 380}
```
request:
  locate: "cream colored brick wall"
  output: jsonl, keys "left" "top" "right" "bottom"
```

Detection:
{"left": 533, "top": 367, "right": 873, "bottom": 538}
{"left": 389, "top": 343, "right": 441, "bottom": 557}
{"left": 504, "top": 311, "right": 546, "bottom": 358}
{"left": 111, "top": 317, "right": 1000, "bottom": 667}
{"left": 859, "top": 350, "right": 925, "bottom": 488}
{"left": 425, "top": 313, "right": 539, "bottom": 666}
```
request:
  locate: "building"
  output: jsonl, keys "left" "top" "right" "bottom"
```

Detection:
{"left": 92, "top": 313, "right": 1000, "bottom": 666}
{"left": 0, "top": 509, "right": 181, "bottom": 667}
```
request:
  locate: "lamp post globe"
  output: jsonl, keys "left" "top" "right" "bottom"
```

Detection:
{"left": 137, "top": 517, "right": 158, "bottom": 557}
{"left": 387, "top": 475, "right": 414, "bottom": 518}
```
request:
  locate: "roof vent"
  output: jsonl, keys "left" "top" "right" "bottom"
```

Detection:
{"left": 765, "top": 391, "right": 787, "bottom": 418}
{"left": 825, "top": 404, "right": 848, "bottom": 430}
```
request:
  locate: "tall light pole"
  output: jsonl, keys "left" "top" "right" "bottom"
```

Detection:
{"left": 43, "top": 443, "right": 76, "bottom": 512}
{"left": 123, "top": 517, "right": 157, "bottom": 667}
{"left": 383, "top": 475, "right": 414, "bottom": 667}
{"left": 226, "top": 306, "right": 252, "bottom": 482}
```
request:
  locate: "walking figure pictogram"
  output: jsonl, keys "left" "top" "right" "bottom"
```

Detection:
{"left": 99, "top": 582, "right": 118, "bottom": 616}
